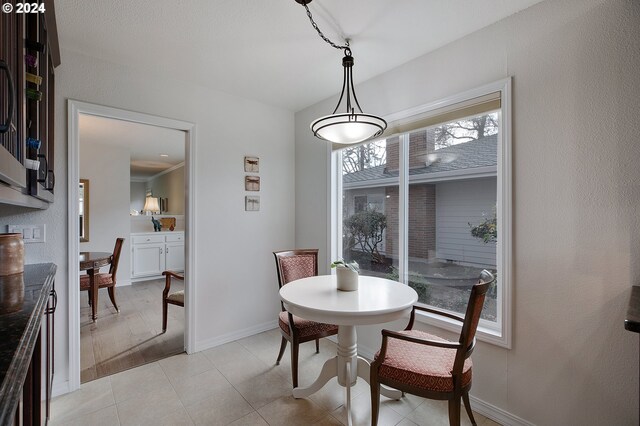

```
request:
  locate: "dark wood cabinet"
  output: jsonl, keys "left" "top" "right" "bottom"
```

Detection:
{"left": 0, "top": 264, "right": 56, "bottom": 426}
{"left": 0, "top": 0, "right": 59, "bottom": 208}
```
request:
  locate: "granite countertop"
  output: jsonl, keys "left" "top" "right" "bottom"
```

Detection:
{"left": 0, "top": 263, "right": 56, "bottom": 425}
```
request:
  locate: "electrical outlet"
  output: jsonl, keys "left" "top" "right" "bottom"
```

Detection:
{"left": 6, "top": 224, "right": 45, "bottom": 243}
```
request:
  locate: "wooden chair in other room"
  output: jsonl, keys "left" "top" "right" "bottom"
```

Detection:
{"left": 80, "top": 237, "right": 125, "bottom": 312}
{"left": 162, "top": 271, "right": 184, "bottom": 333}
{"left": 273, "top": 249, "right": 339, "bottom": 388}
{"left": 369, "top": 270, "right": 496, "bottom": 426}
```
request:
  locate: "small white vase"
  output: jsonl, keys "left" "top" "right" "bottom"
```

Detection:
{"left": 336, "top": 266, "right": 358, "bottom": 291}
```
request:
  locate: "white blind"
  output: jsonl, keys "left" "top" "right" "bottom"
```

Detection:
{"left": 331, "top": 91, "right": 501, "bottom": 151}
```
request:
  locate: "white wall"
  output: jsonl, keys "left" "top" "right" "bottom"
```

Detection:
{"left": 436, "top": 178, "right": 497, "bottom": 267}
{"left": 0, "top": 46, "right": 294, "bottom": 394}
{"left": 147, "top": 165, "right": 185, "bottom": 214}
{"left": 295, "top": 0, "right": 640, "bottom": 424}
{"left": 79, "top": 138, "right": 132, "bottom": 285}
{"left": 130, "top": 181, "right": 146, "bottom": 213}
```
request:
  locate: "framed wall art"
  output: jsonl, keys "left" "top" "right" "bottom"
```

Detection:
{"left": 245, "top": 175, "right": 260, "bottom": 191}
{"left": 245, "top": 195, "right": 260, "bottom": 211}
{"left": 244, "top": 156, "right": 259, "bottom": 173}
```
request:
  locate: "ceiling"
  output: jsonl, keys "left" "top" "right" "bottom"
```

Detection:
{"left": 56, "top": 0, "right": 545, "bottom": 112}
{"left": 79, "top": 114, "right": 185, "bottom": 179}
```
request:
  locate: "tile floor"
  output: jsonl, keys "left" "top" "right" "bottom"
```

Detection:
{"left": 52, "top": 328, "right": 500, "bottom": 426}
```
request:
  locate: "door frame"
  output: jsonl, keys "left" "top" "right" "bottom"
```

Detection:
{"left": 67, "top": 100, "right": 197, "bottom": 392}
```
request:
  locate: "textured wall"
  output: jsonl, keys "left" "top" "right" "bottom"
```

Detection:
{"left": 295, "top": 0, "right": 640, "bottom": 424}
{"left": 0, "top": 46, "right": 295, "bottom": 393}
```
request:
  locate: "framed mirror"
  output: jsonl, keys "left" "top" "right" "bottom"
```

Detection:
{"left": 80, "top": 179, "right": 90, "bottom": 242}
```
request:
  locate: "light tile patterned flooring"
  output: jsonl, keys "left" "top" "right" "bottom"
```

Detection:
{"left": 81, "top": 279, "right": 185, "bottom": 383}
{"left": 54, "top": 328, "right": 501, "bottom": 425}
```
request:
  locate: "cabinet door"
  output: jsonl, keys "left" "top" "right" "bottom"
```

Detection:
{"left": 165, "top": 242, "right": 184, "bottom": 272}
{"left": 132, "top": 243, "right": 165, "bottom": 277}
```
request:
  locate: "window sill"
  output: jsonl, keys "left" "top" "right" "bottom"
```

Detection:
{"left": 414, "top": 308, "right": 510, "bottom": 349}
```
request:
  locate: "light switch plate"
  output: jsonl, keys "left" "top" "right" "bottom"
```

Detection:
{"left": 7, "top": 224, "right": 46, "bottom": 243}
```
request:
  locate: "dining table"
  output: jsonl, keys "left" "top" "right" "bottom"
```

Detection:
{"left": 279, "top": 275, "right": 418, "bottom": 425}
{"left": 79, "top": 251, "right": 113, "bottom": 322}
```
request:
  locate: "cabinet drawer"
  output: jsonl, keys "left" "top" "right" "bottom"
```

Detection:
{"left": 132, "top": 235, "right": 165, "bottom": 244}
{"left": 165, "top": 233, "right": 184, "bottom": 242}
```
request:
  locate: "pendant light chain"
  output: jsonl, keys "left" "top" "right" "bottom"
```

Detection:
{"left": 302, "top": 3, "right": 351, "bottom": 55}
{"left": 297, "top": 0, "right": 387, "bottom": 144}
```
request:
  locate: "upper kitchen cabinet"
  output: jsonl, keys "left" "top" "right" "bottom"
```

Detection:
{"left": 0, "top": 0, "right": 60, "bottom": 208}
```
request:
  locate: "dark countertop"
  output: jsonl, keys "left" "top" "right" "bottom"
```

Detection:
{"left": 0, "top": 263, "right": 56, "bottom": 425}
{"left": 625, "top": 286, "right": 640, "bottom": 333}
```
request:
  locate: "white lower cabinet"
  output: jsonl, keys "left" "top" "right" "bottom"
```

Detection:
{"left": 131, "top": 232, "right": 184, "bottom": 280}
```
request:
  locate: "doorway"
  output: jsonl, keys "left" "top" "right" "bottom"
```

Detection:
{"left": 67, "top": 101, "right": 196, "bottom": 392}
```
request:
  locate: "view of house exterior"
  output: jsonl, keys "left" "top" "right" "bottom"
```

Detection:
{"left": 341, "top": 114, "right": 499, "bottom": 319}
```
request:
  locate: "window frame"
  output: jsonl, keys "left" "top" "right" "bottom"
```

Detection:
{"left": 331, "top": 78, "right": 512, "bottom": 348}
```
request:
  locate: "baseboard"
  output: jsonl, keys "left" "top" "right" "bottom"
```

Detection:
{"left": 356, "top": 343, "right": 533, "bottom": 426}
{"left": 193, "top": 320, "right": 278, "bottom": 352}
{"left": 469, "top": 395, "right": 535, "bottom": 426}
{"left": 52, "top": 380, "right": 70, "bottom": 398}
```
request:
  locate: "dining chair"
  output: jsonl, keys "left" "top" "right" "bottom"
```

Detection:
{"left": 369, "top": 270, "right": 496, "bottom": 426}
{"left": 273, "top": 249, "right": 339, "bottom": 388}
{"left": 80, "top": 237, "right": 125, "bottom": 312}
{"left": 162, "top": 270, "right": 184, "bottom": 333}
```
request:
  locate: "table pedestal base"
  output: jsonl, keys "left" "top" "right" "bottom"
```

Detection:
{"left": 292, "top": 325, "right": 401, "bottom": 425}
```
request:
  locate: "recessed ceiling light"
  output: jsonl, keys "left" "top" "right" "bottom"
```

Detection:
{"left": 160, "top": 154, "right": 169, "bottom": 157}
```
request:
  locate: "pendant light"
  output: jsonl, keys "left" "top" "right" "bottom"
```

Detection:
{"left": 296, "top": 0, "right": 387, "bottom": 145}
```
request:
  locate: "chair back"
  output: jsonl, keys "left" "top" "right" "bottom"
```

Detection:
{"left": 273, "top": 249, "right": 318, "bottom": 287}
{"left": 453, "top": 270, "right": 495, "bottom": 375}
{"left": 108, "top": 238, "right": 125, "bottom": 281}
{"left": 273, "top": 249, "right": 319, "bottom": 310}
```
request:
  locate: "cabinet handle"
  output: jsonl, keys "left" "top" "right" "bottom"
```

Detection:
{"left": 0, "top": 60, "right": 15, "bottom": 134}
{"left": 166, "top": 247, "right": 169, "bottom": 254}
{"left": 37, "top": 154, "right": 48, "bottom": 182}
{"left": 46, "top": 169, "right": 55, "bottom": 190}
{"left": 160, "top": 248, "right": 163, "bottom": 254}
{"left": 46, "top": 289, "right": 57, "bottom": 315}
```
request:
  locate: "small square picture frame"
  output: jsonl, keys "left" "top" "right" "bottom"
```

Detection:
{"left": 245, "top": 175, "right": 260, "bottom": 191}
{"left": 245, "top": 195, "right": 260, "bottom": 211}
{"left": 244, "top": 156, "right": 259, "bottom": 173}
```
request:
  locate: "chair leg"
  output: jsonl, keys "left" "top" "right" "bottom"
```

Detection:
{"left": 162, "top": 300, "right": 168, "bottom": 333}
{"left": 370, "top": 375, "right": 381, "bottom": 426}
{"left": 107, "top": 286, "right": 119, "bottom": 312}
{"left": 276, "top": 337, "right": 287, "bottom": 365}
{"left": 462, "top": 390, "right": 477, "bottom": 425}
{"left": 315, "top": 338, "right": 319, "bottom": 353}
{"left": 448, "top": 397, "right": 461, "bottom": 426}
{"left": 291, "top": 341, "right": 299, "bottom": 388}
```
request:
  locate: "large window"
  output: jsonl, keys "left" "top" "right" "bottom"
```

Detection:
{"left": 332, "top": 80, "right": 511, "bottom": 347}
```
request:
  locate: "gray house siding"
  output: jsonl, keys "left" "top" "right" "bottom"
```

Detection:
{"left": 435, "top": 177, "right": 497, "bottom": 267}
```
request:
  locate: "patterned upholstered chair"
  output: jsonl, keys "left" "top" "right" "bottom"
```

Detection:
{"left": 273, "top": 249, "right": 339, "bottom": 388}
{"left": 80, "top": 237, "right": 124, "bottom": 312}
{"left": 369, "top": 270, "right": 495, "bottom": 426}
{"left": 162, "top": 271, "right": 184, "bottom": 333}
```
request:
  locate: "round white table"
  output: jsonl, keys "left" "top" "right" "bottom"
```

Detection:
{"left": 279, "top": 275, "right": 418, "bottom": 425}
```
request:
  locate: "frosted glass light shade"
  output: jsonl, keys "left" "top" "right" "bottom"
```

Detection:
{"left": 143, "top": 196, "right": 160, "bottom": 213}
{"left": 311, "top": 113, "right": 387, "bottom": 145}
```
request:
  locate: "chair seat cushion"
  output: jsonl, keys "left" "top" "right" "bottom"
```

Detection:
{"left": 79, "top": 273, "right": 113, "bottom": 290}
{"left": 278, "top": 311, "right": 338, "bottom": 339}
{"left": 375, "top": 330, "right": 472, "bottom": 393}
{"left": 167, "top": 290, "right": 184, "bottom": 304}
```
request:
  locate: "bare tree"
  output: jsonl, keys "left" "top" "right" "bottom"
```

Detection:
{"left": 342, "top": 140, "right": 387, "bottom": 174}
{"left": 433, "top": 112, "right": 499, "bottom": 149}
